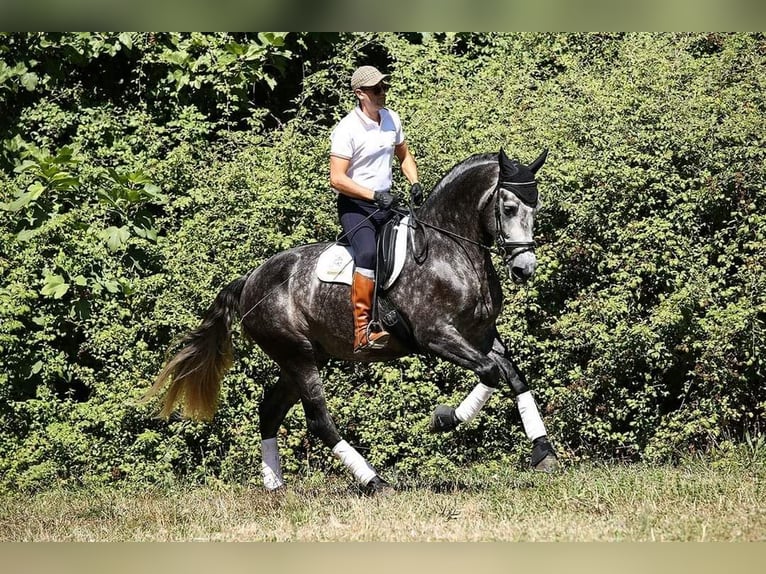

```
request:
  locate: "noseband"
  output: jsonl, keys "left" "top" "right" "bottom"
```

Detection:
{"left": 491, "top": 181, "right": 537, "bottom": 265}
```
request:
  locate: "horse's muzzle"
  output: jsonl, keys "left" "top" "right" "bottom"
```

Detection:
{"left": 508, "top": 251, "right": 537, "bottom": 284}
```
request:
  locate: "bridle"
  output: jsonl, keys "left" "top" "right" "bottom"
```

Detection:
{"left": 490, "top": 180, "right": 537, "bottom": 266}
{"left": 394, "top": 177, "right": 538, "bottom": 268}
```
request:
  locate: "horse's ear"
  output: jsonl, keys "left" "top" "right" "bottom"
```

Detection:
{"left": 529, "top": 149, "right": 549, "bottom": 174}
{"left": 498, "top": 148, "right": 518, "bottom": 180}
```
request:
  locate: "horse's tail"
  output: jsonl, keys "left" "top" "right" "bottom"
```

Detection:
{"left": 142, "top": 275, "right": 247, "bottom": 420}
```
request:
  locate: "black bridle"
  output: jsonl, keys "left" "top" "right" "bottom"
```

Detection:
{"left": 393, "top": 178, "right": 538, "bottom": 269}
{"left": 491, "top": 181, "right": 537, "bottom": 265}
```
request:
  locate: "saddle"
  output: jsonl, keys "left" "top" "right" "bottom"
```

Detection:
{"left": 315, "top": 214, "right": 418, "bottom": 350}
{"left": 315, "top": 215, "right": 410, "bottom": 289}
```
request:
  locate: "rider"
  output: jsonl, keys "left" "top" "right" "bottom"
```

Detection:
{"left": 330, "top": 65, "right": 423, "bottom": 352}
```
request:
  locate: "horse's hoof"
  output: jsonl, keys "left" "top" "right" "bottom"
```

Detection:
{"left": 530, "top": 437, "right": 559, "bottom": 473}
{"left": 532, "top": 454, "right": 559, "bottom": 473}
{"left": 265, "top": 484, "right": 287, "bottom": 494}
{"left": 362, "top": 475, "right": 395, "bottom": 497}
{"left": 430, "top": 405, "right": 459, "bottom": 433}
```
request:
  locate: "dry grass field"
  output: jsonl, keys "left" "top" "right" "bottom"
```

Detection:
{"left": 1, "top": 453, "right": 763, "bottom": 542}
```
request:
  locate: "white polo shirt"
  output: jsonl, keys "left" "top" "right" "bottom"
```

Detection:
{"left": 330, "top": 107, "right": 405, "bottom": 194}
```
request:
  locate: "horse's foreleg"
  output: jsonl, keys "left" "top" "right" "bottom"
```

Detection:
{"left": 488, "top": 338, "right": 558, "bottom": 472}
{"left": 426, "top": 329, "right": 559, "bottom": 472}
{"left": 426, "top": 328, "right": 503, "bottom": 432}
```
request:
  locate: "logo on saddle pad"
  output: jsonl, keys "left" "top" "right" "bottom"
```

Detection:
{"left": 316, "top": 216, "right": 410, "bottom": 290}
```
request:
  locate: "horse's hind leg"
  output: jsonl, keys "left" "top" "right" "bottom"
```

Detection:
{"left": 279, "top": 352, "right": 391, "bottom": 494}
{"left": 258, "top": 373, "right": 300, "bottom": 490}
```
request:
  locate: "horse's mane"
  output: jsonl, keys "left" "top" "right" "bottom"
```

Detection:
{"left": 424, "top": 153, "right": 498, "bottom": 207}
{"left": 432, "top": 153, "right": 496, "bottom": 192}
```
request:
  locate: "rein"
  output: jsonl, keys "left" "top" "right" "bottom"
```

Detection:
{"left": 394, "top": 205, "right": 500, "bottom": 257}
{"left": 241, "top": 178, "right": 537, "bottom": 323}
{"left": 396, "top": 180, "right": 537, "bottom": 264}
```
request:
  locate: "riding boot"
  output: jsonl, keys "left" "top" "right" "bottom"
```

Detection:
{"left": 352, "top": 271, "right": 389, "bottom": 352}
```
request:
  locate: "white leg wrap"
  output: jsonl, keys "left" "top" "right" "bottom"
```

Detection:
{"left": 332, "top": 440, "right": 377, "bottom": 485}
{"left": 261, "top": 438, "right": 285, "bottom": 490}
{"left": 454, "top": 383, "right": 495, "bottom": 423}
{"left": 517, "top": 391, "right": 547, "bottom": 441}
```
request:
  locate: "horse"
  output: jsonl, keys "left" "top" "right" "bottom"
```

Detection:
{"left": 144, "top": 148, "right": 558, "bottom": 494}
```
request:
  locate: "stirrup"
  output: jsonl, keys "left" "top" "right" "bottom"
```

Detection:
{"left": 367, "top": 322, "right": 389, "bottom": 348}
{"left": 355, "top": 323, "right": 390, "bottom": 352}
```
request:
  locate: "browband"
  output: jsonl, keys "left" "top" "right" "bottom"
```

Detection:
{"left": 500, "top": 181, "right": 538, "bottom": 207}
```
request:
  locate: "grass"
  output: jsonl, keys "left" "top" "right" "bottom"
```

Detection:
{"left": 1, "top": 455, "right": 764, "bottom": 541}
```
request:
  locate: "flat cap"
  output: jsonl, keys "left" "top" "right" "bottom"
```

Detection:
{"left": 350, "top": 65, "right": 389, "bottom": 90}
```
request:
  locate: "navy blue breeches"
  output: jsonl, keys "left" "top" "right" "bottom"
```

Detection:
{"left": 337, "top": 194, "right": 395, "bottom": 271}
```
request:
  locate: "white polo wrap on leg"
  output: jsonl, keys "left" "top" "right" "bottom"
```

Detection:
{"left": 454, "top": 383, "right": 495, "bottom": 423}
{"left": 332, "top": 440, "right": 377, "bottom": 485}
{"left": 517, "top": 390, "right": 547, "bottom": 441}
{"left": 261, "top": 437, "right": 285, "bottom": 490}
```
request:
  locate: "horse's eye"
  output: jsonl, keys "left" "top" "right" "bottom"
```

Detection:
{"left": 503, "top": 204, "right": 518, "bottom": 217}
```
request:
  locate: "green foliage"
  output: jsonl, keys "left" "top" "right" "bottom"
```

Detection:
{"left": 1, "top": 32, "right": 764, "bottom": 492}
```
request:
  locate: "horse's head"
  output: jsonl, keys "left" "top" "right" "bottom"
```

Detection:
{"left": 494, "top": 148, "right": 547, "bottom": 284}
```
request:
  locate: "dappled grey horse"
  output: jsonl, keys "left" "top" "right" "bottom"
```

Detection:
{"left": 145, "top": 149, "right": 558, "bottom": 493}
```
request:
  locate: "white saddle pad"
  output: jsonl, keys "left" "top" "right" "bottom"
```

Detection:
{"left": 316, "top": 216, "right": 410, "bottom": 290}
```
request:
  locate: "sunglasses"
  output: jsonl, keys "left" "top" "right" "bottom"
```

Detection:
{"left": 361, "top": 83, "right": 389, "bottom": 95}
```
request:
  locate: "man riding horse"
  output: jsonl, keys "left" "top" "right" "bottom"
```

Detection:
{"left": 329, "top": 65, "right": 424, "bottom": 352}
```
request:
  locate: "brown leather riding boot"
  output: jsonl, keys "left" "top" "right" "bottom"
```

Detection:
{"left": 352, "top": 271, "right": 390, "bottom": 352}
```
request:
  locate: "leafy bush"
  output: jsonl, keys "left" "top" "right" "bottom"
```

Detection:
{"left": 1, "top": 32, "right": 763, "bottom": 492}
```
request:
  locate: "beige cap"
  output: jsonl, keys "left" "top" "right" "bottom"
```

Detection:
{"left": 350, "top": 65, "right": 389, "bottom": 90}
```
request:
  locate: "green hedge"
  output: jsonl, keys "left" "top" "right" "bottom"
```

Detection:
{"left": 1, "top": 32, "right": 763, "bottom": 491}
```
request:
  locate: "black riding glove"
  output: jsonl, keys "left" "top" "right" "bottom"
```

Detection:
{"left": 409, "top": 182, "right": 424, "bottom": 206}
{"left": 373, "top": 190, "right": 397, "bottom": 210}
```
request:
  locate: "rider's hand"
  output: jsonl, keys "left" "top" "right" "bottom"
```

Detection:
{"left": 409, "top": 182, "right": 424, "bottom": 206}
{"left": 373, "top": 191, "right": 397, "bottom": 210}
